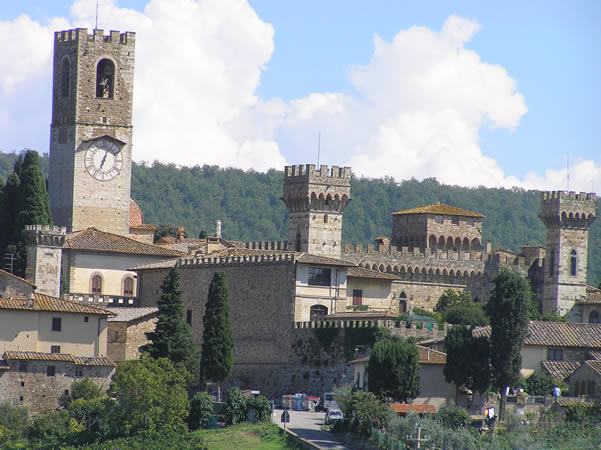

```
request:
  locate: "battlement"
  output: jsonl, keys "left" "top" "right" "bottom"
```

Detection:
{"left": 55, "top": 28, "right": 135, "bottom": 45}
{"left": 25, "top": 225, "right": 67, "bottom": 234}
{"left": 541, "top": 191, "right": 597, "bottom": 202}
{"left": 244, "top": 241, "right": 290, "bottom": 251}
{"left": 284, "top": 164, "right": 351, "bottom": 183}
{"left": 180, "top": 253, "right": 296, "bottom": 267}
{"left": 342, "top": 242, "right": 486, "bottom": 262}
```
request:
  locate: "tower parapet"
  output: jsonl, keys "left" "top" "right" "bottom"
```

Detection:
{"left": 541, "top": 191, "right": 597, "bottom": 317}
{"left": 25, "top": 225, "right": 66, "bottom": 298}
{"left": 282, "top": 164, "right": 352, "bottom": 258}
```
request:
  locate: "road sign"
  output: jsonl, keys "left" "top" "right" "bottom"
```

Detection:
{"left": 281, "top": 410, "right": 290, "bottom": 423}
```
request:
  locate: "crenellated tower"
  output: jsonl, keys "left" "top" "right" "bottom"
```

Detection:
{"left": 25, "top": 225, "right": 66, "bottom": 298}
{"left": 540, "top": 191, "right": 597, "bottom": 316}
{"left": 282, "top": 164, "right": 352, "bottom": 258}
{"left": 49, "top": 28, "right": 135, "bottom": 235}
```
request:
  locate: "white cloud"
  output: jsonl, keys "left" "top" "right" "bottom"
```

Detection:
{"left": 0, "top": 4, "right": 599, "bottom": 194}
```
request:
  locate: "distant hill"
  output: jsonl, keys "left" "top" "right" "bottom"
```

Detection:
{"left": 1, "top": 151, "right": 599, "bottom": 285}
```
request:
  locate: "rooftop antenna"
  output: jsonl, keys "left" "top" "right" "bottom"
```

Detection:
{"left": 566, "top": 152, "right": 570, "bottom": 191}
{"left": 95, "top": 0, "right": 99, "bottom": 29}
{"left": 317, "top": 131, "right": 321, "bottom": 167}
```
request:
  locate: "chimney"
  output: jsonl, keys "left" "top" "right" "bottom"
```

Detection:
{"left": 175, "top": 226, "right": 186, "bottom": 242}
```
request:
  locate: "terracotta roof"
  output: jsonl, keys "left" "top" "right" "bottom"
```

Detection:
{"left": 347, "top": 266, "right": 400, "bottom": 280}
{"left": 582, "top": 360, "right": 601, "bottom": 377}
{"left": 65, "top": 228, "right": 185, "bottom": 257}
{"left": 129, "top": 199, "right": 144, "bottom": 226}
{"left": 417, "top": 345, "right": 446, "bottom": 364}
{"left": 129, "top": 223, "right": 157, "bottom": 231}
{"left": 557, "top": 398, "right": 600, "bottom": 408}
{"left": 0, "top": 294, "right": 114, "bottom": 315}
{"left": 576, "top": 286, "right": 601, "bottom": 304}
{"left": 0, "top": 268, "right": 35, "bottom": 287}
{"left": 392, "top": 202, "right": 484, "bottom": 218}
{"left": 107, "top": 307, "right": 158, "bottom": 323}
{"left": 325, "top": 311, "right": 401, "bottom": 321}
{"left": 389, "top": 403, "right": 437, "bottom": 414}
{"left": 296, "top": 253, "right": 356, "bottom": 267}
{"left": 542, "top": 361, "right": 581, "bottom": 381}
{"left": 130, "top": 258, "right": 178, "bottom": 271}
{"left": 3, "top": 351, "right": 116, "bottom": 367}
{"left": 474, "top": 321, "right": 601, "bottom": 349}
{"left": 588, "top": 350, "right": 601, "bottom": 360}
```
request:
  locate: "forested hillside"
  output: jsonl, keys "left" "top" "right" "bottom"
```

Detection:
{"left": 1, "top": 151, "right": 600, "bottom": 285}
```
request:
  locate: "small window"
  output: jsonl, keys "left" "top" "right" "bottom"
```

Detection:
{"left": 46, "top": 365, "right": 56, "bottom": 377}
{"left": 18, "top": 361, "right": 27, "bottom": 372}
{"left": 186, "top": 309, "right": 192, "bottom": 326}
{"left": 123, "top": 276, "right": 134, "bottom": 296}
{"left": 75, "top": 367, "right": 83, "bottom": 377}
{"left": 84, "top": 316, "right": 89, "bottom": 323}
{"left": 19, "top": 396, "right": 23, "bottom": 402}
{"left": 547, "top": 348, "right": 563, "bottom": 361}
{"left": 20, "top": 381, "right": 25, "bottom": 387}
{"left": 52, "top": 317, "right": 62, "bottom": 332}
{"left": 570, "top": 250, "right": 577, "bottom": 276}
{"left": 308, "top": 267, "right": 331, "bottom": 286}
{"left": 310, "top": 305, "right": 328, "bottom": 321}
{"left": 50, "top": 345, "right": 61, "bottom": 354}
{"left": 96, "top": 58, "right": 115, "bottom": 99}
{"left": 91, "top": 274, "right": 103, "bottom": 294}
{"left": 64, "top": 390, "right": 69, "bottom": 397}
{"left": 590, "top": 311, "right": 600, "bottom": 324}
{"left": 324, "top": 214, "right": 329, "bottom": 223}
{"left": 352, "top": 289, "right": 363, "bottom": 306}
{"left": 399, "top": 300, "right": 407, "bottom": 313}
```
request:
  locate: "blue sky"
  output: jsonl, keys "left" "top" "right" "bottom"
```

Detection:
{"left": 1, "top": 0, "right": 599, "bottom": 192}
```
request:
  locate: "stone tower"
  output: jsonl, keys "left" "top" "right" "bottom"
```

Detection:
{"left": 25, "top": 225, "right": 66, "bottom": 298}
{"left": 48, "top": 28, "right": 135, "bottom": 235}
{"left": 282, "top": 164, "right": 352, "bottom": 258}
{"left": 540, "top": 191, "right": 597, "bottom": 316}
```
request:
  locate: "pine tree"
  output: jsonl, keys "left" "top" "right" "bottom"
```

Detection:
{"left": 488, "top": 269, "right": 531, "bottom": 421}
{"left": 140, "top": 266, "right": 200, "bottom": 380}
{"left": 200, "top": 272, "right": 233, "bottom": 393}
{"left": 15, "top": 150, "right": 52, "bottom": 233}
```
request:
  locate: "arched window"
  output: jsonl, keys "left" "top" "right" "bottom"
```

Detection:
{"left": 122, "top": 276, "right": 134, "bottom": 296}
{"left": 90, "top": 274, "right": 103, "bottom": 294}
{"left": 570, "top": 250, "right": 577, "bottom": 276}
{"left": 60, "top": 57, "right": 71, "bottom": 98}
{"left": 310, "top": 305, "right": 328, "bottom": 321}
{"left": 399, "top": 300, "right": 407, "bottom": 313}
{"left": 96, "top": 58, "right": 115, "bottom": 98}
{"left": 590, "top": 311, "right": 600, "bottom": 324}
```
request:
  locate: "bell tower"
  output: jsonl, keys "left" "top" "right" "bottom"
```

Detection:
{"left": 48, "top": 28, "right": 135, "bottom": 235}
{"left": 282, "top": 164, "right": 352, "bottom": 258}
{"left": 540, "top": 191, "right": 597, "bottom": 317}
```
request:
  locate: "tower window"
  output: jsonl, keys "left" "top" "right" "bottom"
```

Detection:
{"left": 570, "top": 250, "right": 577, "bottom": 276}
{"left": 549, "top": 250, "right": 555, "bottom": 277}
{"left": 96, "top": 58, "right": 115, "bottom": 98}
{"left": 60, "top": 57, "right": 71, "bottom": 98}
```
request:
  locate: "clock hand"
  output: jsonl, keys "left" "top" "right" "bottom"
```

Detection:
{"left": 100, "top": 150, "right": 108, "bottom": 168}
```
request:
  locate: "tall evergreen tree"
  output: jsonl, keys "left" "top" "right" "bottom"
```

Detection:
{"left": 15, "top": 150, "right": 52, "bottom": 233}
{"left": 488, "top": 269, "right": 531, "bottom": 421}
{"left": 140, "top": 266, "right": 200, "bottom": 380}
{"left": 200, "top": 272, "right": 233, "bottom": 393}
{"left": 367, "top": 336, "right": 420, "bottom": 402}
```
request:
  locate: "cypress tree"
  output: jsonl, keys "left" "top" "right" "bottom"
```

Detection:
{"left": 488, "top": 269, "right": 531, "bottom": 421}
{"left": 140, "top": 266, "right": 200, "bottom": 380}
{"left": 15, "top": 150, "right": 52, "bottom": 233}
{"left": 200, "top": 272, "right": 233, "bottom": 393}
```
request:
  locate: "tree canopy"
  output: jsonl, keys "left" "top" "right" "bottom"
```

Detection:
{"left": 200, "top": 271, "right": 234, "bottom": 386}
{"left": 367, "top": 336, "right": 420, "bottom": 402}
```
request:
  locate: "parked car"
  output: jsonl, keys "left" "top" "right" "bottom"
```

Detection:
{"left": 325, "top": 409, "right": 343, "bottom": 424}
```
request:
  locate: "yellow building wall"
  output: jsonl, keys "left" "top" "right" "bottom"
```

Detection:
{"left": 0, "top": 310, "right": 107, "bottom": 357}
{"left": 521, "top": 346, "right": 547, "bottom": 371}
{"left": 346, "top": 277, "right": 395, "bottom": 311}
{"left": 294, "top": 265, "right": 347, "bottom": 321}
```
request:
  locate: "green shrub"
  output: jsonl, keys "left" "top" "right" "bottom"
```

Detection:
{"left": 247, "top": 395, "right": 272, "bottom": 423}
{"left": 224, "top": 388, "right": 247, "bottom": 425}
{"left": 436, "top": 406, "right": 470, "bottom": 430}
{"left": 189, "top": 392, "right": 214, "bottom": 430}
{"left": 0, "top": 402, "right": 30, "bottom": 446}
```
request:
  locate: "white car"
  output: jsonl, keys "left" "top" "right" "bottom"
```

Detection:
{"left": 325, "top": 409, "right": 343, "bottom": 424}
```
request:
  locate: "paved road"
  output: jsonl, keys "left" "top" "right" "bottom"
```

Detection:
{"left": 274, "top": 408, "right": 351, "bottom": 449}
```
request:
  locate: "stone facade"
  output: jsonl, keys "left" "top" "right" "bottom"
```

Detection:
{"left": 25, "top": 225, "right": 66, "bottom": 297}
{"left": 540, "top": 191, "right": 597, "bottom": 317}
{"left": 49, "top": 28, "right": 135, "bottom": 236}
{"left": 0, "top": 270, "right": 35, "bottom": 299}
{"left": 107, "top": 312, "right": 157, "bottom": 361}
{"left": 0, "top": 358, "right": 114, "bottom": 415}
{"left": 282, "top": 165, "right": 351, "bottom": 258}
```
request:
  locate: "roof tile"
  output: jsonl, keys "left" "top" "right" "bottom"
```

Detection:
{"left": 107, "top": 307, "right": 158, "bottom": 323}
{"left": 0, "top": 294, "right": 114, "bottom": 315}
{"left": 392, "top": 202, "right": 484, "bottom": 218}
{"left": 542, "top": 361, "right": 581, "bottom": 380}
{"left": 347, "top": 266, "right": 400, "bottom": 280}
{"left": 389, "top": 403, "right": 437, "bottom": 414}
{"left": 3, "top": 351, "right": 116, "bottom": 367}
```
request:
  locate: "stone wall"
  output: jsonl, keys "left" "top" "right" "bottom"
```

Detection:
{"left": 0, "top": 360, "right": 114, "bottom": 415}
{"left": 125, "top": 316, "right": 157, "bottom": 360}
{"left": 0, "top": 272, "right": 35, "bottom": 298}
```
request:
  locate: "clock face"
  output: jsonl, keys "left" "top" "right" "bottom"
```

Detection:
{"left": 84, "top": 138, "right": 123, "bottom": 181}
